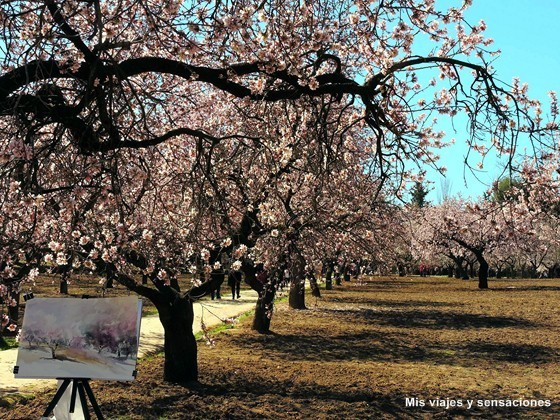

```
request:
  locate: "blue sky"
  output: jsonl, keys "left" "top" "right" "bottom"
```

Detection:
{"left": 425, "top": 0, "right": 560, "bottom": 202}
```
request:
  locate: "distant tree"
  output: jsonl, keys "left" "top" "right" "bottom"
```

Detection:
{"left": 438, "top": 178, "right": 453, "bottom": 204}
{"left": 417, "top": 198, "right": 516, "bottom": 289}
{"left": 491, "top": 177, "right": 523, "bottom": 202}
{"left": 410, "top": 181, "right": 429, "bottom": 208}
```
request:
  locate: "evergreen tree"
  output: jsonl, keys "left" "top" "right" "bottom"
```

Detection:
{"left": 411, "top": 182, "right": 429, "bottom": 208}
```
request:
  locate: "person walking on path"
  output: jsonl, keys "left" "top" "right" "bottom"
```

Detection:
{"left": 210, "top": 265, "right": 225, "bottom": 300}
{"left": 228, "top": 269, "right": 242, "bottom": 300}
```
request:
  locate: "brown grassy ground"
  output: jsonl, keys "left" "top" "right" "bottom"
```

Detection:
{"left": 4, "top": 276, "right": 560, "bottom": 419}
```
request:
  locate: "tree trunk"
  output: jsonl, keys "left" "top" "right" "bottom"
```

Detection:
{"left": 289, "top": 278, "right": 306, "bottom": 309}
{"left": 477, "top": 256, "right": 489, "bottom": 289}
{"left": 289, "top": 252, "right": 306, "bottom": 310}
{"left": 170, "top": 276, "right": 180, "bottom": 291}
{"left": 453, "top": 265, "right": 460, "bottom": 279}
{"left": 466, "top": 262, "right": 472, "bottom": 277}
{"left": 59, "top": 266, "right": 70, "bottom": 294}
{"left": 325, "top": 268, "right": 333, "bottom": 290}
{"left": 158, "top": 296, "right": 198, "bottom": 382}
{"left": 252, "top": 285, "right": 275, "bottom": 334}
{"left": 309, "top": 273, "right": 321, "bottom": 298}
{"left": 59, "top": 279, "right": 68, "bottom": 294}
{"left": 453, "top": 259, "right": 469, "bottom": 280}
{"left": 7, "top": 292, "right": 20, "bottom": 328}
{"left": 335, "top": 270, "right": 342, "bottom": 285}
{"left": 241, "top": 262, "right": 275, "bottom": 334}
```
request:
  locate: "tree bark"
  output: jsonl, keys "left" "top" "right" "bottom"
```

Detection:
{"left": 468, "top": 261, "right": 476, "bottom": 278}
{"left": 7, "top": 292, "right": 20, "bottom": 326}
{"left": 288, "top": 252, "right": 306, "bottom": 310}
{"left": 158, "top": 296, "right": 198, "bottom": 382}
{"left": 325, "top": 267, "right": 333, "bottom": 290}
{"left": 113, "top": 262, "right": 223, "bottom": 384}
{"left": 59, "top": 280, "right": 68, "bottom": 294}
{"left": 308, "top": 273, "right": 321, "bottom": 298}
{"left": 242, "top": 261, "right": 275, "bottom": 334}
{"left": 478, "top": 258, "right": 489, "bottom": 289}
{"left": 59, "top": 265, "right": 70, "bottom": 294}
{"left": 453, "top": 259, "right": 469, "bottom": 280}
{"left": 252, "top": 285, "right": 275, "bottom": 334}
{"left": 289, "top": 278, "right": 306, "bottom": 309}
{"left": 334, "top": 269, "right": 342, "bottom": 285}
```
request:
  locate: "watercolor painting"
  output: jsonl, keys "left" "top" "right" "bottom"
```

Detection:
{"left": 15, "top": 297, "right": 142, "bottom": 381}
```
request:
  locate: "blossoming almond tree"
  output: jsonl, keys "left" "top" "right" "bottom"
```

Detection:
{"left": 417, "top": 198, "right": 519, "bottom": 288}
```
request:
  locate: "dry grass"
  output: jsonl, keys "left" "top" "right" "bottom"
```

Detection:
{"left": 5, "top": 276, "right": 560, "bottom": 419}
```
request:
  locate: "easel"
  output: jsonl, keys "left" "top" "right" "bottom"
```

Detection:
{"left": 42, "top": 378, "right": 104, "bottom": 419}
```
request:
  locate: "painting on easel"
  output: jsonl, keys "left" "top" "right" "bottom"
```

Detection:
{"left": 15, "top": 296, "right": 142, "bottom": 381}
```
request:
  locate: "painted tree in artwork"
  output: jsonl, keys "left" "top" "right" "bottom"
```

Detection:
{"left": 86, "top": 325, "right": 118, "bottom": 354}
{"left": 0, "top": 0, "right": 556, "bottom": 382}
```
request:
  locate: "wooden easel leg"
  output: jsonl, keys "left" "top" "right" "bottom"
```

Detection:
{"left": 69, "top": 380, "right": 79, "bottom": 413}
{"left": 81, "top": 380, "right": 104, "bottom": 420}
{"left": 76, "top": 381, "right": 92, "bottom": 420}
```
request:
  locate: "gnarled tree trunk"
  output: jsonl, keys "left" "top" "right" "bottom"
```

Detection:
{"left": 325, "top": 267, "right": 333, "bottom": 290}
{"left": 288, "top": 251, "right": 306, "bottom": 310}
{"left": 242, "top": 261, "right": 276, "bottom": 334}
{"left": 158, "top": 296, "right": 198, "bottom": 382}
{"left": 253, "top": 285, "right": 276, "bottom": 333}
{"left": 7, "top": 291, "right": 20, "bottom": 328}
{"left": 477, "top": 257, "right": 489, "bottom": 289}
{"left": 59, "top": 267, "right": 70, "bottom": 294}
{"left": 116, "top": 266, "right": 218, "bottom": 384}
{"left": 308, "top": 272, "right": 321, "bottom": 298}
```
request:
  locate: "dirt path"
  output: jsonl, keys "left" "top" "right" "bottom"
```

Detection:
{"left": 0, "top": 290, "right": 259, "bottom": 394}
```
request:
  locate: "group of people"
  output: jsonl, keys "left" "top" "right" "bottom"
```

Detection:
{"left": 210, "top": 268, "right": 242, "bottom": 300}
{"left": 208, "top": 259, "right": 365, "bottom": 300}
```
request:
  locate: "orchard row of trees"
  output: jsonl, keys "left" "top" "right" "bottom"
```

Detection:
{"left": 0, "top": 0, "right": 558, "bottom": 381}
{"left": 405, "top": 168, "right": 560, "bottom": 288}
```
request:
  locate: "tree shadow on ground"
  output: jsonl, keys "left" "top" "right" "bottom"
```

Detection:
{"left": 359, "top": 279, "right": 461, "bottom": 291}
{"left": 319, "top": 307, "right": 536, "bottom": 329}
{"left": 362, "top": 280, "right": 417, "bottom": 290}
{"left": 327, "top": 297, "right": 463, "bottom": 308}
{"left": 411, "top": 279, "right": 455, "bottom": 285}
{"left": 231, "top": 329, "right": 557, "bottom": 366}
{"left": 460, "top": 342, "right": 556, "bottom": 363}
{"left": 100, "top": 370, "right": 560, "bottom": 420}
{"left": 491, "top": 285, "right": 560, "bottom": 292}
{"left": 109, "top": 383, "right": 412, "bottom": 419}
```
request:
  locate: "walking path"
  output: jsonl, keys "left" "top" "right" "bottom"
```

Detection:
{"left": 0, "top": 290, "right": 259, "bottom": 394}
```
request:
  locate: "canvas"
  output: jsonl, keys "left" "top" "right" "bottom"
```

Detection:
{"left": 15, "top": 297, "right": 142, "bottom": 381}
